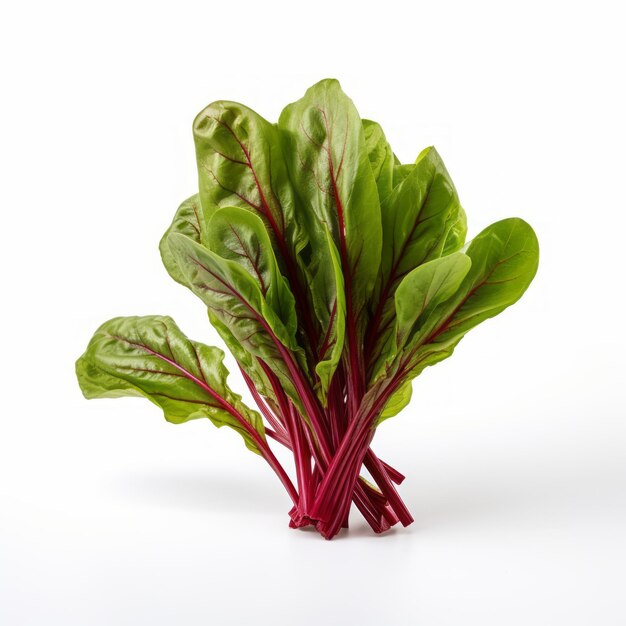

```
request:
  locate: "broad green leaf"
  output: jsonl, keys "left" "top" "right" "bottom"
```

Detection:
{"left": 394, "top": 253, "right": 472, "bottom": 350}
{"left": 311, "top": 227, "right": 346, "bottom": 402}
{"left": 166, "top": 232, "right": 305, "bottom": 407}
{"left": 363, "top": 119, "right": 394, "bottom": 202}
{"left": 396, "top": 218, "right": 539, "bottom": 381}
{"left": 369, "top": 252, "right": 471, "bottom": 382}
{"left": 159, "top": 201, "right": 279, "bottom": 403}
{"left": 194, "top": 103, "right": 320, "bottom": 371}
{"left": 193, "top": 100, "right": 304, "bottom": 261}
{"left": 366, "top": 147, "right": 465, "bottom": 369}
{"left": 278, "top": 79, "right": 382, "bottom": 333}
{"left": 433, "top": 217, "right": 539, "bottom": 341}
{"left": 206, "top": 206, "right": 298, "bottom": 341}
{"left": 76, "top": 316, "right": 265, "bottom": 453}
{"left": 159, "top": 194, "right": 205, "bottom": 286}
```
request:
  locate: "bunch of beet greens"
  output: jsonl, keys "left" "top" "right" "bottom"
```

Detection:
{"left": 76, "top": 79, "right": 539, "bottom": 539}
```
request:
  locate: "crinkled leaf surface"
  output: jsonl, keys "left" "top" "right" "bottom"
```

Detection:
{"left": 76, "top": 316, "right": 265, "bottom": 453}
{"left": 278, "top": 79, "right": 382, "bottom": 332}
{"left": 367, "top": 147, "right": 466, "bottom": 368}
{"left": 159, "top": 194, "right": 205, "bottom": 286}
{"left": 193, "top": 100, "right": 304, "bottom": 261}
{"left": 167, "top": 233, "right": 306, "bottom": 408}
{"left": 159, "top": 200, "right": 277, "bottom": 401}
{"left": 396, "top": 218, "right": 539, "bottom": 382}
{"left": 194, "top": 101, "right": 324, "bottom": 377}
{"left": 207, "top": 206, "right": 298, "bottom": 341}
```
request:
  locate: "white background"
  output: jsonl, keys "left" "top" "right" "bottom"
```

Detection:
{"left": 1, "top": 1, "right": 625, "bottom": 624}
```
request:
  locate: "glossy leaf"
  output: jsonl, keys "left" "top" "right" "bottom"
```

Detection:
{"left": 433, "top": 217, "right": 539, "bottom": 341}
{"left": 166, "top": 232, "right": 305, "bottom": 406}
{"left": 76, "top": 316, "right": 265, "bottom": 453}
{"left": 278, "top": 79, "right": 382, "bottom": 330}
{"left": 392, "top": 163, "right": 414, "bottom": 188}
{"left": 193, "top": 100, "right": 304, "bottom": 261}
{"left": 159, "top": 194, "right": 205, "bottom": 286}
{"left": 396, "top": 218, "right": 539, "bottom": 381}
{"left": 159, "top": 200, "right": 277, "bottom": 401}
{"left": 194, "top": 101, "right": 323, "bottom": 375}
{"left": 366, "top": 147, "right": 465, "bottom": 368}
{"left": 369, "top": 252, "right": 471, "bottom": 383}
{"left": 206, "top": 206, "right": 298, "bottom": 341}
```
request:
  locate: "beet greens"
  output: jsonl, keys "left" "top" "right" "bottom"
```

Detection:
{"left": 76, "top": 79, "right": 539, "bottom": 539}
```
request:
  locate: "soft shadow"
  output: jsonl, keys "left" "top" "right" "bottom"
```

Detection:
{"left": 399, "top": 469, "right": 603, "bottom": 531}
{"left": 288, "top": 514, "right": 410, "bottom": 541}
{"left": 109, "top": 470, "right": 417, "bottom": 539}
{"left": 108, "top": 470, "right": 286, "bottom": 515}
{"left": 408, "top": 487, "right": 512, "bottom": 530}
{"left": 107, "top": 467, "right": 582, "bottom": 535}
{"left": 337, "top": 521, "right": 403, "bottom": 540}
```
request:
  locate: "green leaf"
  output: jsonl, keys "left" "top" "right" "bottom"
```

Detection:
{"left": 433, "top": 217, "right": 539, "bottom": 340}
{"left": 311, "top": 227, "right": 346, "bottom": 401}
{"left": 363, "top": 119, "right": 394, "bottom": 202}
{"left": 397, "top": 218, "right": 539, "bottom": 380}
{"left": 160, "top": 201, "right": 278, "bottom": 406}
{"left": 166, "top": 232, "right": 305, "bottom": 407}
{"left": 194, "top": 103, "right": 321, "bottom": 374}
{"left": 206, "top": 206, "right": 298, "bottom": 342}
{"left": 159, "top": 194, "right": 205, "bottom": 286}
{"left": 193, "top": 100, "right": 304, "bottom": 260}
{"left": 394, "top": 253, "right": 472, "bottom": 350}
{"left": 169, "top": 232, "right": 297, "bottom": 350}
{"left": 366, "top": 147, "right": 466, "bottom": 368}
{"left": 376, "top": 379, "right": 413, "bottom": 425}
{"left": 278, "top": 79, "right": 382, "bottom": 331}
{"left": 369, "top": 252, "right": 471, "bottom": 382}
{"left": 76, "top": 316, "right": 265, "bottom": 453}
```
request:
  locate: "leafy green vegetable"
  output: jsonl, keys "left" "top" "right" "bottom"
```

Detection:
{"left": 77, "top": 79, "right": 539, "bottom": 539}
{"left": 367, "top": 146, "right": 466, "bottom": 374}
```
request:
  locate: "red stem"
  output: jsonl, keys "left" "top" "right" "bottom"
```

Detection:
{"left": 364, "top": 451, "right": 413, "bottom": 527}
{"left": 239, "top": 366, "right": 289, "bottom": 440}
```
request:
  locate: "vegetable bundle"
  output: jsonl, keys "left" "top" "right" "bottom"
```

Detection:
{"left": 76, "top": 79, "right": 539, "bottom": 539}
